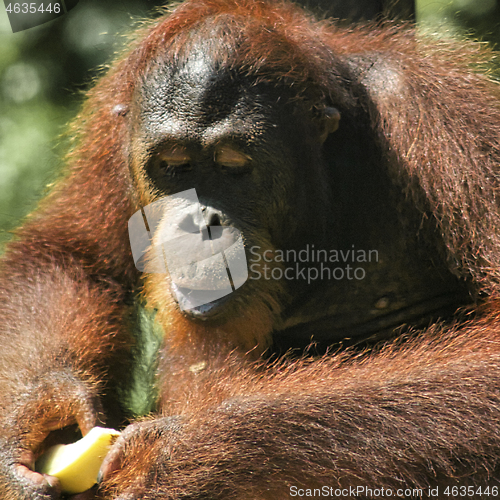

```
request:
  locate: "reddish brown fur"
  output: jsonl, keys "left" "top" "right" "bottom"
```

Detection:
{"left": 1, "top": 0, "right": 500, "bottom": 499}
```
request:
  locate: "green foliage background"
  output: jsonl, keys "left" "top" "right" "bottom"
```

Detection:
{"left": 0, "top": 0, "right": 499, "bottom": 251}
{"left": 0, "top": 0, "right": 166, "bottom": 250}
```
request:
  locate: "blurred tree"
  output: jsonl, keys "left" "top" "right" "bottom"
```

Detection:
{"left": 421, "top": 0, "right": 500, "bottom": 42}
{"left": 0, "top": 1, "right": 166, "bottom": 249}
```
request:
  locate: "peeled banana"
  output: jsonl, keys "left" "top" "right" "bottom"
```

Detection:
{"left": 36, "top": 426, "right": 120, "bottom": 494}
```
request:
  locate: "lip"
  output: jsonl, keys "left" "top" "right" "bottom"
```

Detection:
{"left": 171, "top": 283, "right": 232, "bottom": 319}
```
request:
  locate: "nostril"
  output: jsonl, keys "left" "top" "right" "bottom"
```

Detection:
{"left": 207, "top": 212, "right": 221, "bottom": 227}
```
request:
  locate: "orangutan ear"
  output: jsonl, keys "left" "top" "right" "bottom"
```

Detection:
{"left": 317, "top": 106, "right": 341, "bottom": 144}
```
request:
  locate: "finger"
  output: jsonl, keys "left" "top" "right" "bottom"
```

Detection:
{"left": 98, "top": 435, "right": 126, "bottom": 483}
{"left": 15, "top": 462, "right": 62, "bottom": 492}
{"left": 76, "top": 396, "right": 105, "bottom": 436}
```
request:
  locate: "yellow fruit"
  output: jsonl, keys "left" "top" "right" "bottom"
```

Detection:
{"left": 36, "top": 426, "right": 121, "bottom": 494}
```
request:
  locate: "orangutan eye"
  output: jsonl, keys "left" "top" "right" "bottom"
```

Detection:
{"left": 158, "top": 147, "right": 192, "bottom": 169}
{"left": 215, "top": 146, "right": 252, "bottom": 173}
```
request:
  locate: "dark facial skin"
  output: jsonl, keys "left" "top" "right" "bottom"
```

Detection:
{"left": 136, "top": 56, "right": 330, "bottom": 240}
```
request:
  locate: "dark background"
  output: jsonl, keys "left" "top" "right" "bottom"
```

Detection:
{"left": 0, "top": 0, "right": 499, "bottom": 249}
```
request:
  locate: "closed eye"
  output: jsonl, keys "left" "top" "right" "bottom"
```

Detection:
{"left": 215, "top": 146, "right": 252, "bottom": 173}
{"left": 157, "top": 147, "right": 192, "bottom": 172}
{"left": 159, "top": 150, "right": 191, "bottom": 166}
